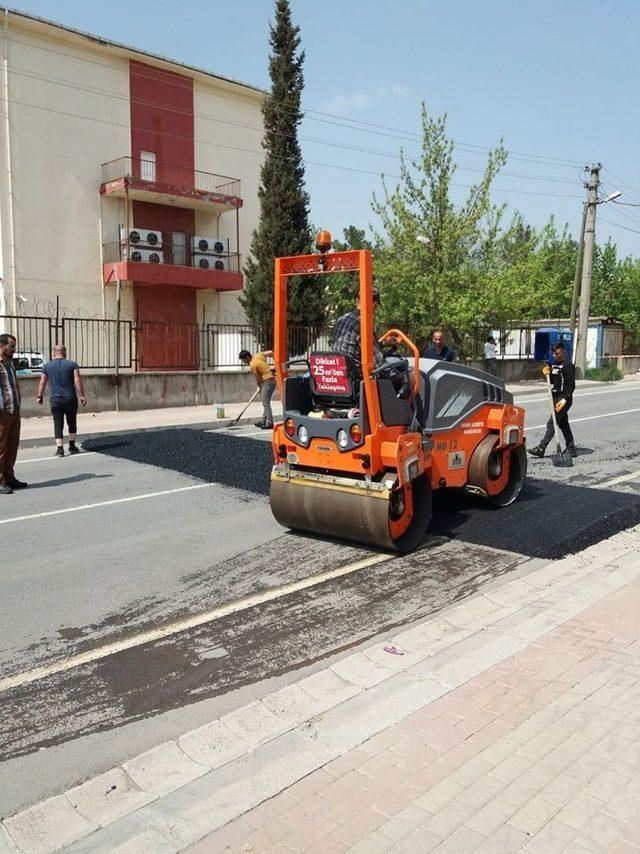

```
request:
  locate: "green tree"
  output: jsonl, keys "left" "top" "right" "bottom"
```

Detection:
{"left": 324, "top": 225, "right": 374, "bottom": 326}
{"left": 371, "top": 105, "right": 508, "bottom": 353}
{"left": 240, "top": 0, "right": 323, "bottom": 342}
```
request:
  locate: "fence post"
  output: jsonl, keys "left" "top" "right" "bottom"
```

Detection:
{"left": 200, "top": 305, "right": 206, "bottom": 372}
{"left": 114, "top": 279, "right": 121, "bottom": 412}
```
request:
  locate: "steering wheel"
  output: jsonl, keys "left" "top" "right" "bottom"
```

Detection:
{"left": 371, "top": 356, "right": 412, "bottom": 399}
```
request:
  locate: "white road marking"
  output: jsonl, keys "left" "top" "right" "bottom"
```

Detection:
{"left": 598, "top": 469, "right": 640, "bottom": 489}
{"left": 527, "top": 406, "right": 640, "bottom": 432}
{"left": 0, "top": 552, "right": 389, "bottom": 692}
{"left": 517, "top": 383, "right": 640, "bottom": 404}
{"left": 17, "top": 452, "right": 97, "bottom": 465}
{"left": 0, "top": 482, "right": 216, "bottom": 526}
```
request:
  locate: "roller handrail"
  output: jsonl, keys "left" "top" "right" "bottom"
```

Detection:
{"left": 379, "top": 329, "right": 421, "bottom": 397}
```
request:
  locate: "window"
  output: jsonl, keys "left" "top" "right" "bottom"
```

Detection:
{"left": 140, "top": 151, "right": 156, "bottom": 182}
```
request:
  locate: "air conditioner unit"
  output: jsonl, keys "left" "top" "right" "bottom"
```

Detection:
{"left": 120, "top": 226, "right": 162, "bottom": 247}
{"left": 192, "top": 253, "right": 228, "bottom": 270}
{"left": 191, "top": 236, "right": 229, "bottom": 254}
{"left": 130, "top": 248, "right": 164, "bottom": 264}
{"left": 213, "top": 238, "right": 229, "bottom": 256}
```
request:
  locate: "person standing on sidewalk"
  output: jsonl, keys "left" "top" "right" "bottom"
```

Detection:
{"left": 484, "top": 335, "right": 498, "bottom": 376}
{"left": 0, "top": 333, "right": 27, "bottom": 494}
{"left": 239, "top": 349, "right": 277, "bottom": 429}
{"left": 528, "top": 341, "right": 577, "bottom": 458}
{"left": 36, "top": 345, "right": 87, "bottom": 457}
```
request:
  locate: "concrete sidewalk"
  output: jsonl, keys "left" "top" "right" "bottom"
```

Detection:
{"left": 18, "top": 378, "right": 618, "bottom": 446}
{"left": 4, "top": 524, "right": 640, "bottom": 852}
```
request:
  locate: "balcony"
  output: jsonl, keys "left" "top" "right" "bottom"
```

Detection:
{"left": 100, "top": 156, "right": 242, "bottom": 212}
{"left": 102, "top": 241, "right": 243, "bottom": 291}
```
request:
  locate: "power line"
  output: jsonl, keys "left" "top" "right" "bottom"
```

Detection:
{"left": 0, "top": 92, "right": 588, "bottom": 202}
{"left": 4, "top": 32, "right": 589, "bottom": 170}
{"left": 2, "top": 61, "right": 586, "bottom": 186}
{"left": 599, "top": 218, "right": 640, "bottom": 236}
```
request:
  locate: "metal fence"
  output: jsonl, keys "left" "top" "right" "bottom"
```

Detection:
{"left": 0, "top": 315, "right": 332, "bottom": 372}
{"left": 0, "top": 315, "right": 133, "bottom": 370}
{"left": 4, "top": 312, "right": 636, "bottom": 372}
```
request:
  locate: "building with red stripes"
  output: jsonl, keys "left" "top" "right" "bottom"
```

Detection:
{"left": 0, "top": 8, "right": 263, "bottom": 370}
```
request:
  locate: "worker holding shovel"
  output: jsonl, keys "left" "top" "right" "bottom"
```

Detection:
{"left": 239, "top": 349, "right": 277, "bottom": 429}
{"left": 529, "top": 341, "right": 577, "bottom": 459}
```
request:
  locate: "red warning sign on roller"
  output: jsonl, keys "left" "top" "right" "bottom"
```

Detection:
{"left": 310, "top": 354, "right": 352, "bottom": 395}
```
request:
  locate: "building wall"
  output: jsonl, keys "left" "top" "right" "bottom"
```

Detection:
{"left": 194, "top": 84, "right": 263, "bottom": 324}
{"left": 0, "top": 16, "right": 130, "bottom": 317}
{"left": 0, "top": 12, "right": 263, "bottom": 332}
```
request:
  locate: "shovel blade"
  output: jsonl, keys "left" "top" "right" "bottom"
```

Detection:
{"left": 551, "top": 447, "right": 573, "bottom": 467}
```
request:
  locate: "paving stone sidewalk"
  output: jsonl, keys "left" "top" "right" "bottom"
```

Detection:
{"left": 188, "top": 554, "right": 640, "bottom": 853}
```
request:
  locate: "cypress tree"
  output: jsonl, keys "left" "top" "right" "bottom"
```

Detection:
{"left": 241, "top": 0, "right": 324, "bottom": 343}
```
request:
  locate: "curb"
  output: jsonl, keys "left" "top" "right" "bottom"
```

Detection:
{"left": 18, "top": 414, "right": 280, "bottom": 450}
{"left": 4, "top": 525, "right": 640, "bottom": 852}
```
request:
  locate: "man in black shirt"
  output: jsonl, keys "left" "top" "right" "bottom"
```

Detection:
{"left": 529, "top": 342, "right": 577, "bottom": 458}
{"left": 425, "top": 330, "right": 455, "bottom": 362}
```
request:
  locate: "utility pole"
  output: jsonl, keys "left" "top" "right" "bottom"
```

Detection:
{"left": 569, "top": 202, "right": 587, "bottom": 348}
{"left": 574, "top": 164, "right": 601, "bottom": 378}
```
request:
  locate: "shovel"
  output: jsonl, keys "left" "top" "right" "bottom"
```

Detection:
{"left": 226, "top": 387, "right": 261, "bottom": 429}
{"left": 545, "top": 371, "right": 573, "bottom": 468}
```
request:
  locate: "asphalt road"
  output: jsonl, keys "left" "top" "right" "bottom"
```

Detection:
{"left": 1, "top": 380, "right": 640, "bottom": 817}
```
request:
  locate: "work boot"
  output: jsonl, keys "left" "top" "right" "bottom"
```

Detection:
{"left": 254, "top": 420, "right": 273, "bottom": 430}
{"left": 0, "top": 483, "right": 13, "bottom": 495}
{"left": 68, "top": 442, "right": 80, "bottom": 455}
{"left": 566, "top": 444, "right": 578, "bottom": 458}
{"left": 6, "top": 477, "right": 27, "bottom": 489}
{"left": 528, "top": 445, "right": 546, "bottom": 458}
{"left": 55, "top": 446, "right": 64, "bottom": 458}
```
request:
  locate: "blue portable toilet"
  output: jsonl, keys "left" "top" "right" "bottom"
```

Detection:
{"left": 534, "top": 328, "right": 574, "bottom": 362}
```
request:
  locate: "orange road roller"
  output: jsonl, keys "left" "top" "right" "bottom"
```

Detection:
{"left": 270, "top": 237, "right": 527, "bottom": 552}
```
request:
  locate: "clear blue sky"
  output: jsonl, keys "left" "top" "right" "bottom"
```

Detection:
{"left": 7, "top": 0, "right": 640, "bottom": 255}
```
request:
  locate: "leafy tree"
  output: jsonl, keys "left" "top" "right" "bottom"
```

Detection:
{"left": 324, "top": 226, "right": 374, "bottom": 326}
{"left": 241, "top": 0, "right": 323, "bottom": 342}
{"left": 371, "top": 105, "right": 508, "bottom": 353}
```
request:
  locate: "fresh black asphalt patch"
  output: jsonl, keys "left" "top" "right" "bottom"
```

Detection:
{"left": 85, "top": 429, "right": 640, "bottom": 560}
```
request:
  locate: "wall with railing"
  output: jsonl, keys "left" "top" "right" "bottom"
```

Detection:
{"left": 101, "top": 156, "right": 241, "bottom": 198}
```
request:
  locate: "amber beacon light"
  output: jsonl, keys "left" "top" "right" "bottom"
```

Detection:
{"left": 315, "top": 229, "right": 332, "bottom": 253}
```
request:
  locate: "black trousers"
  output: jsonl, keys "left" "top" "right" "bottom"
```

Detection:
{"left": 541, "top": 396, "right": 574, "bottom": 449}
{"left": 51, "top": 397, "right": 78, "bottom": 440}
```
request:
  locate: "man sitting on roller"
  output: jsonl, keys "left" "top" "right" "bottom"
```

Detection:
{"left": 333, "top": 289, "right": 410, "bottom": 402}
{"left": 332, "top": 288, "right": 384, "bottom": 378}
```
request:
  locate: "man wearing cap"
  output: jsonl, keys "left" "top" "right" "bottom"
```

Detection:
{"left": 332, "top": 288, "right": 385, "bottom": 375}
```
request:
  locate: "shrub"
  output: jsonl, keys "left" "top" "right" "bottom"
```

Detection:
{"left": 585, "top": 364, "right": 623, "bottom": 382}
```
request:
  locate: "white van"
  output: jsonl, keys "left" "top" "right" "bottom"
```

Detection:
{"left": 13, "top": 349, "right": 45, "bottom": 376}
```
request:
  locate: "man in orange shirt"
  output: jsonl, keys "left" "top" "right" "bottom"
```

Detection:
{"left": 239, "top": 349, "right": 277, "bottom": 429}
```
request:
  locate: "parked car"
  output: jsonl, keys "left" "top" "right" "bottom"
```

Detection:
{"left": 13, "top": 349, "right": 45, "bottom": 376}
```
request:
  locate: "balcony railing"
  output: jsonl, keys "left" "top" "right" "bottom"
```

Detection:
{"left": 101, "top": 156, "right": 241, "bottom": 199}
{"left": 103, "top": 241, "right": 242, "bottom": 273}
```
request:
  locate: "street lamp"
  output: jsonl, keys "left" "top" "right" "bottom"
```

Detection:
{"left": 599, "top": 191, "right": 622, "bottom": 204}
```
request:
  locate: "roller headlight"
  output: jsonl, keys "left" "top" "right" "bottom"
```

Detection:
{"left": 298, "top": 425, "right": 309, "bottom": 444}
{"left": 337, "top": 429, "right": 349, "bottom": 449}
